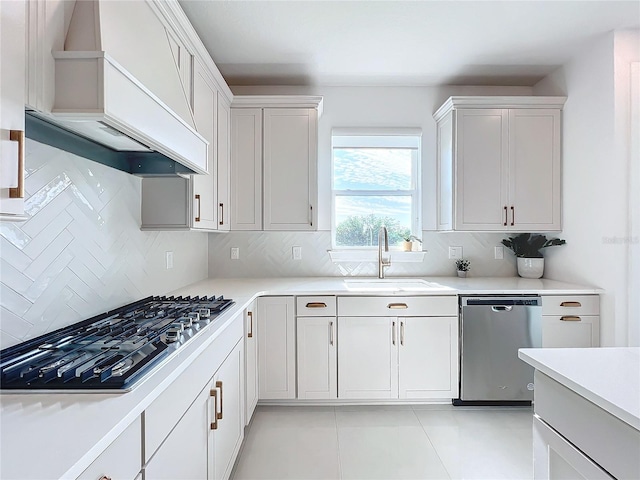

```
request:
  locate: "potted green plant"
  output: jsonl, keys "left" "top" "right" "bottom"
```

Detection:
{"left": 402, "top": 235, "right": 422, "bottom": 252}
{"left": 501, "top": 233, "right": 566, "bottom": 278}
{"left": 455, "top": 259, "right": 470, "bottom": 278}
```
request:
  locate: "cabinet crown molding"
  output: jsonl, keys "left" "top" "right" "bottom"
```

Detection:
{"left": 433, "top": 96, "right": 567, "bottom": 122}
{"left": 231, "top": 95, "right": 324, "bottom": 115}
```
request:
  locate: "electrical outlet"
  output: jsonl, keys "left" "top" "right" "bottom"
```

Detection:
{"left": 165, "top": 251, "right": 174, "bottom": 269}
{"left": 292, "top": 246, "right": 302, "bottom": 260}
{"left": 494, "top": 246, "right": 504, "bottom": 259}
{"left": 448, "top": 246, "right": 463, "bottom": 259}
{"left": 231, "top": 247, "right": 240, "bottom": 260}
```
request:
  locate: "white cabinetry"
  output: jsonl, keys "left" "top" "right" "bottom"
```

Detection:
{"left": 337, "top": 296, "right": 459, "bottom": 400}
{"left": 541, "top": 295, "right": 600, "bottom": 348}
{"left": 141, "top": 60, "right": 232, "bottom": 232}
{"left": 0, "top": 0, "right": 27, "bottom": 221}
{"left": 258, "top": 296, "right": 296, "bottom": 399}
{"left": 296, "top": 296, "right": 337, "bottom": 399}
{"left": 144, "top": 312, "right": 244, "bottom": 480}
{"left": 244, "top": 300, "right": 258, "bottom": 425}
{"left": 434, "top": 96, "right": 565, "bottom": 232}
{"left": 77, "top": 416, "right": 142, "bottom": 480}
{"left": 230, "top": 96, "right": 322, "bottom": 231}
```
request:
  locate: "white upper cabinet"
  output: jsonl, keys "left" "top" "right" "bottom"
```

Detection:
{"left": 434, "top": 96, "right": 566, "bottom": 232}
{"left": 217, "top": 92, "right": 231, "bottom": 231}
{"left": 230, "top": 96, "right": 322, "bottom": 231}
{"left": 0, "top": 0, "right": 27, "bottom": 221}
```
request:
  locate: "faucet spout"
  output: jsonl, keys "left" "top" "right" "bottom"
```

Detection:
{"left": 378, "top": 226, "right": 391, "bottom": 278}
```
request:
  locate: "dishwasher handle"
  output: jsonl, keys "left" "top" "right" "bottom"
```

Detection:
{"left": 491, "top": 305, "right": 513, "bottom": 312}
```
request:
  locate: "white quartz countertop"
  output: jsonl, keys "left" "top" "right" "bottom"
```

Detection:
{"left": 519, "top": 347, "right": 640, "bottom": 431}
{"left": 169, "top": 276, "right": 602, "bottom": 299}
{"left": 1, "top": 275, "right": 600, "bottom": 479}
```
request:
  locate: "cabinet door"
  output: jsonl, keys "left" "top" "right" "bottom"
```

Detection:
{"left": 192, "top": 60, "right": 218, "bottom": 230}
{"left": 212, "top": 341, "right": 244, "bottom": 480}
{"left": 245, "top": 301, "right": 259, "bottom": 425}
{"left": 0, "top": 0, "right": 27, "bottom": 220}
{"left": 398, "top": 317, "right": 458, "bottom": 399}
{"left": 297, "top": 316, "right": 337, "bottom": 399}
{"left": 144, "top": 388, "right": 209, "bottom": 480}
{"left": 258, "top": 297, "right": 296, "bottom": 399}
{"left": 454, "top": 109, "right": 509, "bottom": 230}
{"left": 231, "top": 108, "right": 262, "bottom": 230}
{"left": 217, "top": 92, "right": 231, "bottom": 231}
{"left": 338, "top": 317, "right": 397, "bottom": 399}
{"left": 508, "top": 109, "right": 561, "bottom": 231}
{"left": 542, "top": 315, "right": 599, "bottom": 348}
{"left": 263, "top": 108, "right": 317, "bottom": 231}
{"left": 533, "top": 417, "right": 613, "bottom": 480}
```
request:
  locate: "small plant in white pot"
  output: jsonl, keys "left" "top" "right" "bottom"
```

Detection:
{"left": 501, "top": 233, "right": 566, "bottom": 278}
{"left": 455, "top": 259, "right": 470, "bottom": 278}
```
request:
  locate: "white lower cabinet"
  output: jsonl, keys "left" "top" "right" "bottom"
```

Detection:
{"left": 212, "top": 341, "right": 245, "bottom": 480}
{"left": 244, "top": 300, "right": 259, "bottom": 424}
{"left": 77, "top": 416, "right": 142, "bottom": 480}
{"left": 533, "top": 416, "right": 612, "bottom": 480}
{"left": 258, "top": 296, "right": 296, "bottom": 399}
{"left": 338, "top": 316, "right": 397, "bottom": 399}
{"left": 297, "top": 316, "right": 337, "bottom": 399}
{"left": 541, "top": 295, "right": 600, "bottom": 348}
{"left": 337, "top": 296, "right": 459, "bottom": 400}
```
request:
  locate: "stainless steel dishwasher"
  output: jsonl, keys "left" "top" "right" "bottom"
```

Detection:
{"left": 454, "top": 296, "right": 542, "bottom": 406}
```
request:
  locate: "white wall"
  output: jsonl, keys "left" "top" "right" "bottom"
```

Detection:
{"left": 209, "top": 84, "right": 531, "bottom": 278}
{"left": 0, "top": 140, "right": 209, "bottom": 349}
{"left": 533, "top": 30, "right": 640, "bottom": 346}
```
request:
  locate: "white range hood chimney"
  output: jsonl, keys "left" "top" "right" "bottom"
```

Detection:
{"left": 29, "top": 0, "right": 208, "bottom": 176}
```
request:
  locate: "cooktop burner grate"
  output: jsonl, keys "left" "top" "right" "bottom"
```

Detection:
{"left": 0, "top": 295, "right": 234, "bottom": 391}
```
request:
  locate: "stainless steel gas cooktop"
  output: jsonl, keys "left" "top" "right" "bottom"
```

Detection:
{"left": 0, "top": 295, "right": 234, "bottom": 392}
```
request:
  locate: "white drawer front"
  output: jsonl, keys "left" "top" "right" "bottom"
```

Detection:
{"left": 77, "top": 416, "right": 141, "bottom": 480}
{"left": 541, "top": 295, "right": 599, "bottom": 315}
{"left": 338, "top": 296, "right": 458, "bottom": 317}
{"left": 297, "top": 296, "right": 337, "bottom": 316}
{"left": 541, "top": 315, "right": 599, "bottom": 348}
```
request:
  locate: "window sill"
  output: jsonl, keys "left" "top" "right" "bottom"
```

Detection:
{"left": 328, "top": 250, "right": 426, "bottom": 263}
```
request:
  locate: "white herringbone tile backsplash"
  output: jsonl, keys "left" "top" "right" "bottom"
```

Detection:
{"left": 208, "top": 231, "right": 517, "bottom": 278}
{"left": 0, "top": 140, "right": 208, "bottom": 349}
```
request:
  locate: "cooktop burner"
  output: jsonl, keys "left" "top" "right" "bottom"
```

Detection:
{"left": 0, "top": 295, "right": 234, "bottom": 392}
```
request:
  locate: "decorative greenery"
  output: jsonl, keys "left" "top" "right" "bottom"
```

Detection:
{"left": 456, "top": 259, "right": 471, "bottom": 272}
{"left": 501, "top": 233, "right": 566, "bottom": 258}
{"left": 403, "top": 235, "right": 422, "bottom": 243}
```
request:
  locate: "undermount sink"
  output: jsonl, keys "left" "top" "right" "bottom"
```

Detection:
{"left": 343, "top": 278, "right": 451, "bottom": 292}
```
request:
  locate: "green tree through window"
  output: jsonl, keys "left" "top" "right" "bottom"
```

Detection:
{"left": 335, "top": 214, "right": 410, "bottom": 247}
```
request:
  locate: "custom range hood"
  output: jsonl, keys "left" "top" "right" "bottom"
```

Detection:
{"left": 28, "top": 0, "right": 208, "bottom": 176}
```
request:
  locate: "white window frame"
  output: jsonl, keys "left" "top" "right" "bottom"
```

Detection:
{"left": 331, "top": 128, "right": 422, "bottom": 249}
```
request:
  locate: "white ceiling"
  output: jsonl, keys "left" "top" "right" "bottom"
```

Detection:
{"left": 179, "top": 1, "right": 640, "bottom": 87}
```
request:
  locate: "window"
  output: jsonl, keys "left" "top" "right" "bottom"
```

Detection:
{"left": 332, "top": 130, "right": 421, "bottom": 248}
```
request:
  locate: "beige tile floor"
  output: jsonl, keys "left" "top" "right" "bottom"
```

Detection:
{"left": 232, "top": 404, "right": 533, "bottom": 480}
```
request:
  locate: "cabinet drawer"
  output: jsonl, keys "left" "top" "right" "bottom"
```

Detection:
{"left": 541, "top": 295, "right": 599, "bottom": 315}
{"left": 542, "top": 315, "right": 599, "bottom": 348}
{"left": 297, "top": 296, "right": 336, "bottom": 316}
{"left": 338, "top": 296, "right": 457, "bottom": 317}
{"left": 77, "top": 416, "right": 141, "bottom": 480}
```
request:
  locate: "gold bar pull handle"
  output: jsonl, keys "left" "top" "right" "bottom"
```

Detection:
{"left": 247, "top": 311, "right": 253, "bottom": 338}
{"left": 560, "top": 316, "right": 582, "bottom": 322}
{"left": 392, "top": 321, "right": 396, "bottom": 346}
{"left": 387, "top": 303, "right": 408, "bottom": 309}
{"left": 195, "top": 194, "right": 201, "bottom": 222}
{"left": 216, "top": 380, "right": 223, "bottom": 420}
{"left": 310, "top": 205, "right": 313, "bottom": 227}
{"left": 560, "top": 301, "right": 582, "bottom": 308}
{"left": 503, "top": 206, "right": 508, "bottom": 226}
{"left": 306, "top": 302, "right": 327, "bottom": 308}
{"left": 219, "top": 203, "right": 224, "bottom": 225}
{"left": 329, "top": 321, "right": 334, "bottom": 346}
{"left": 510, "top": 206, "right": 515, "bottom": 226}
{"left": 210, "top": 388, "right": 218, "bottom": 430}
{"left": 400, "top": 321, "right": 405, "bottom": 346}
{"left": 9, "top": 130, "right": 25, "bottom": 199}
